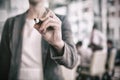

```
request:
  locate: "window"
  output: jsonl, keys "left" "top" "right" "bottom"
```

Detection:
{"left": 0, "top": 0, "right": 5, "bottom": 9}
{"left": 108, "top": 0, "right": 115, "bottom": 6}
{"left": 119, "top": 27, "right": 120, "bottom": 39}
{"left": 109, "top": 28, "right": 114, "bottom": 38}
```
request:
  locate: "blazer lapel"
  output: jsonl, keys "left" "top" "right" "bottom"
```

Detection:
{"left": 9, "top": 11, "right": 27, "bottom": 80}
{"left": 12, "top": 12, "right": 27, "bottom": 64}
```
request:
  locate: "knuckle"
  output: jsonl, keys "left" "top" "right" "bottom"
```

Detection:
{"left": 59, "top": 21, "right": 62, "bottom": 25}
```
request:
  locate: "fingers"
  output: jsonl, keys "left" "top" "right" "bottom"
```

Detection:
{"left": 40, "top": 9, "right": 52, "bottom": 21}
{"left": 34, "top": 18, "right": 61, "bottom": 34}
{"left": 34, "top": 24, "right": 40, "bottom": 30}
{"left": 34, "top": 9, "right": 62, "bottom": 34}
{"left": 42, "top": 22, "right": 60, "bottom": 34}
{"left": 40, "top": 9, "right": 59, "bottom": 21}
{"left": 40, "top": 17, "right": 59, "bottom": 30}
{"left": 34, "top": 17, "right": 57, "bottom": 33}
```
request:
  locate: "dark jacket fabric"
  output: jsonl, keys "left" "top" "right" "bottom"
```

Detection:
{"left": 0, "top": 11, "right": 78, "bottom": 80}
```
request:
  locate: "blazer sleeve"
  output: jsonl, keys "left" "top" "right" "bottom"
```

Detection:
{"left": 50, "top": 16, "right": 78, "bottom": 69}
{"left": 0, "top": 18, "right": 11, "bottom": 79}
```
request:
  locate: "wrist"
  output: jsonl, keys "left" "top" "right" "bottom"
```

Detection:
{"left": 52, "top": 40, "right": 65, "bottom": 52}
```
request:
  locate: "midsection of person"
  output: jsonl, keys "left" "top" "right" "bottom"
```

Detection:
{"left": 18, "top": 19, "right": 43, "bottom": 80}
{"left": 0, "top": 0, "right": 78, "bottom": 80}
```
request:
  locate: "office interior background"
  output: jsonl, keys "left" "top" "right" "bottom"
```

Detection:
{"left": 0, "top": 0, "right": 120, "bottom": 80}
{"left": 0, "top": 0, "right": 120, "bottom": 48}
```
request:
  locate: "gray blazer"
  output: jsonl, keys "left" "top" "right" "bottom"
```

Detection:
{"left": 0, "top": 11, "right": 78, "bottom": 80}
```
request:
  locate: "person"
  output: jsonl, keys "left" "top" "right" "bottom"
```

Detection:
{"left": 88, "top": 23, "right": 107, "bottom": 53}
{"left": 76, "top": 41, "right": 92, "bottom": 67}
{"left": 0, "top": 0, "right": 78, "bottom": 80}
{"left": 115, "top": 49, "right": 120, "bottom": 65}
{"left": 106, "top": 40, "right": 115, "bottom": 69}
{"left": 102, "top": 40, "right": 117, "bottom": 80}
{"left": 76, "top": 41, "right": 92, "bottom": 80}
{"left": 76, "top": 41, "right": 92, "bottom": 74}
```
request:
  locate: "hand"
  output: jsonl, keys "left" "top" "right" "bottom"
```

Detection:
{"left": 34, "top": 10, "right": 64, "bottom": 51}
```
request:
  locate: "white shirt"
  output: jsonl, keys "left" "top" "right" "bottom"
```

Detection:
{"left": 18, "top": 19, "right": 43, "bottom": 80}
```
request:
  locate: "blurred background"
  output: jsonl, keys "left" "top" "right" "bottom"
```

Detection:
{"left": 0, "top": 0, "right": 120, "bottom": 80}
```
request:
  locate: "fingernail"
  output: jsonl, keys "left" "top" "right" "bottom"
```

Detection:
{"left": 40, "top": 29, "right": 44, "bottom": 33}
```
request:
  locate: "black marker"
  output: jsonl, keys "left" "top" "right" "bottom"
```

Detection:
{"left": 34, "top": 18, "right": 43, "bottom": 24}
